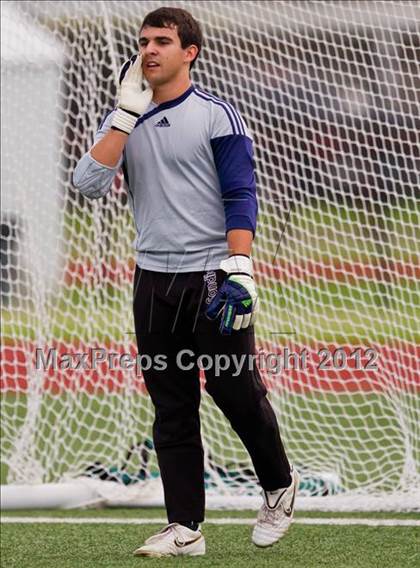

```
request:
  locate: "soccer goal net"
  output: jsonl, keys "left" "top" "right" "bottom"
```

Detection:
{"left": 1, "top": 1, "right": 419, "bottom": 511}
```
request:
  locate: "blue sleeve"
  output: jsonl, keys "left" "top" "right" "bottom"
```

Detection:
{"left": 211, "top": 134, "right": 258, "bottom": 235}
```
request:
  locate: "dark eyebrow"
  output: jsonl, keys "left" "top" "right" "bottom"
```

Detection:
{"left": 139, "top": 35, "right": 173, "bottom": 43}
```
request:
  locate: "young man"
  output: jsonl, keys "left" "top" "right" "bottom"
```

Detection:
{"left": 73, "top": 7, "right": 298, "bottom": 558}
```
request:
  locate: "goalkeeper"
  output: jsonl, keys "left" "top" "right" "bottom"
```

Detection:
{"left": 74, "top": 6, "right": 298, "bottom": 558}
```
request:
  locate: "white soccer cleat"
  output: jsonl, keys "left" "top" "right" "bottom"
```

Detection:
{"left": 252, "top": 467, "right": 300, "bottom": 547}
{"left": 132, "top": 523, "right": 205, "bottom": 558}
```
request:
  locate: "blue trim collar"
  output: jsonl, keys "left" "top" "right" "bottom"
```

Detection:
{"left": 155, "top": 84, "right": 195, "bottom": 110}
{"left": 135, "top": 85, "right": 195, "bottom": 128}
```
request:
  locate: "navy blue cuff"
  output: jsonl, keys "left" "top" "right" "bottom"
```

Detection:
{"left": 226, "top": 215, "right": 256, "bottom": 236}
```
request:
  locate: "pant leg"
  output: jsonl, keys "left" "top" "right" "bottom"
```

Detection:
{"left": 193, "top": 270, "right": 292, "bottom": 490}
{"left": 133, "top": 267, "right": 205, "bottom": 522}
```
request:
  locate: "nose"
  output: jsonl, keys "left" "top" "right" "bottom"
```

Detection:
{"left": 144, "top": 41, "right": 158, "bottom": 56}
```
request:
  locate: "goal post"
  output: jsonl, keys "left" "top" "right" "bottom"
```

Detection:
{"left": 1, "top": 1, "right": 419, "bottom": 511}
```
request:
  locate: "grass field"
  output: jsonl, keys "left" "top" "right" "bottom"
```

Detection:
{"left": 2, "top": 278, "right": 419, "bottom": 344}
{"left": 2, "top": 198, "right": 419, "bottom": 344}
{"left": 65, "top": 198, "right": 419, "bottom": 264}
{"left": 1, "top": 508, "right": 419, "bottom": 568}
{"left": 1, "top": 199, "right": 418, "bottom": 566}
{"left": 2, "top": 391, "right": 418, "bottom": 491}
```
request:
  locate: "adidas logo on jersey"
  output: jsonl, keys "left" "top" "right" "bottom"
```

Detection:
{"left": 155, "top": 116, "right": 171, "bottom": 127}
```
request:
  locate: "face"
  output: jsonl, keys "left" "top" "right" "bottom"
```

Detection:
{"left": 139, "top": 25, "right": 196, "bottom": 87}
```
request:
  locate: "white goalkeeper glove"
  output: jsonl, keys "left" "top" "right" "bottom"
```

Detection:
{"left": 206, "top": 255, "right": 259, "bottom": 335}
{"left": 111, "top": 55, "right": 153, "bottom": 135}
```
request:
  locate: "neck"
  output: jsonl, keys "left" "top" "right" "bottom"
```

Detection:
{"left": 152, "top": 75, "right": 192, "bottom": 105}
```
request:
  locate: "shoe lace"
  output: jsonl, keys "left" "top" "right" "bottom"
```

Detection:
{"left": 145, "top": 523, "right": 179, "bottom": 544}
{"left": 259, "top": 503, "right": 283, "bottom": 525}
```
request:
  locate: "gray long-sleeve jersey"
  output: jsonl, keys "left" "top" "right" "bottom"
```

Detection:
{"left": 73, "top": 85, "right": 258, "bottom": 273}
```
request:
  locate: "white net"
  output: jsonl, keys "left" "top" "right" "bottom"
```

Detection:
{"left": 1, "top": 0, "right": 419, "bottom": 510}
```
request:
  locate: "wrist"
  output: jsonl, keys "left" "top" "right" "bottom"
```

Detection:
{"left": 111, "top": 107, "right": 139, "bottom": 135}
{"left": 220, "top": 254, "right": 253, "bottom": 276}
{"left": 229, "top": 253, "right": 249, "bottom": 259}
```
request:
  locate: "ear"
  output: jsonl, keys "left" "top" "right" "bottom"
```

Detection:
{"left": 184, "top": 44, "right": 199, "bottom": 65}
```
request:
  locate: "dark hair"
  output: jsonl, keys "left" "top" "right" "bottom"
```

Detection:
{"left": 140, "top": 7, "right": 202, "bottom": 68}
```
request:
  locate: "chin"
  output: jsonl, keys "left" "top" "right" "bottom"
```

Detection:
{"left": 148, "top": 71, "right": 178, "bottom": 91}
{"left": 147, "top": 78, "right": 159, "bottom": 88}
{"left": 151, "top": 78, "right": 169, "bottom": 89}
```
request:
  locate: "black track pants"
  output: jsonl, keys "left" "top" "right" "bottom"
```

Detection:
{"left": 133, "top": 266, "right": 291, "bottom": 523}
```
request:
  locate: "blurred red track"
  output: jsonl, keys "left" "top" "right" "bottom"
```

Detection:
{"left": 1, "top": 340, "right": 418, "bottom": 394}
{"left": 63, "top": 258, "right": 419, "bottom": 287}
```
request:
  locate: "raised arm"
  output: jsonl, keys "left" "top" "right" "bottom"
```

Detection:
{"left": 73, "top": 55, "right": 152, "bottom": 198}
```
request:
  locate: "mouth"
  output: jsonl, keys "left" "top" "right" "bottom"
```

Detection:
{"left": 144, "top": 61, "right": 160, "bottom": 69}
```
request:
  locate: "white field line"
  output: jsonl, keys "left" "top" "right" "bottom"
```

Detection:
{"left": 1, "top": 516, "right": 419, "bottom": 527}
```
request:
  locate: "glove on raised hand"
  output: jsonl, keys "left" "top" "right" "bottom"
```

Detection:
{"left": 206, "top": 255, "right": 259, "bottom": 335}
{"left": 111, "top": 55, "right": 153, "bottom": 135}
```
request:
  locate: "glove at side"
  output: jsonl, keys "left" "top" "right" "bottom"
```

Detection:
{"left": 206, "top": 255, "right": 259, "bottom": 335}
{"left": 111, "top": 55, "right": 153, "bottom": 135}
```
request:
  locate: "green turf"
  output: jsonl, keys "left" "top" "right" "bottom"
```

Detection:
{"left": 2, "top": 391, "right": 418, "bottom": 493}
{"left": 65, "top": 197, "right": 420, "bottom": 264}
{"left": 256, "top": 197, "right": 419, "bottom": 264}
{"left": 1, "top": 518, "right": 419, "bottom": 568}
{"left": 2, "top": 197, "right": 419, "bottom": 343}
{"left": 2, "top": 508, "right": 420, "bottom": 520}
{"left": 2, "top": 276, "right": 419, "bottom": 343}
